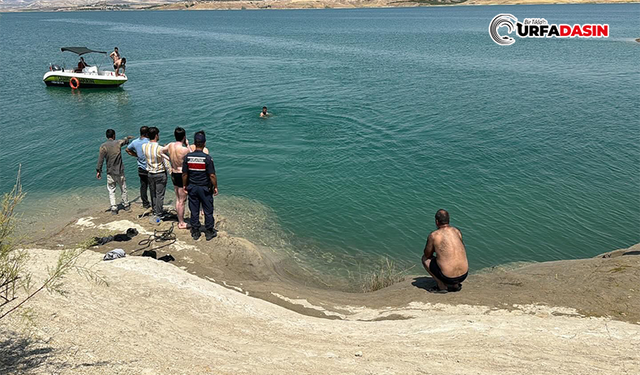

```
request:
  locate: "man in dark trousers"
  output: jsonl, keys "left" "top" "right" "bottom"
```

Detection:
{"left": 125, "top": 126, "right": 151, "bottom": 209}
{"left": 182, "top": 132, "right": 218, "bottom": 241}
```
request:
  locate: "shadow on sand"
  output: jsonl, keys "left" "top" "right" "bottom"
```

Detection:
{"left": 411, "top": 276, "right": 438, "bottom": 292}
{"left": 0, "top": 333, "right": 54, "bottom": 373}
{"left": 0, "top": 330, "right": 118, "bottom": 373}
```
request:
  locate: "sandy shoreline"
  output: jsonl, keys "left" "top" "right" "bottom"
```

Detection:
{"left": 2, "top": 203, "right": 639, "bottom": 372}
{"left": 24, "top": 203, "right": 640, "bottom": 324}
{"left": 1, "top": 244, "right": 639, "bottom": 373}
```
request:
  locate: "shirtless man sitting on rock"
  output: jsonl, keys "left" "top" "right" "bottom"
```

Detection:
{"left": 422, "top": 209, "right": 469, "bottom": 293}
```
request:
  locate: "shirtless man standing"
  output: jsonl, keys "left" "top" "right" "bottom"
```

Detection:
{"left": 109, "top": 47, "right": 126, "bottom": 76}
{"left": 422, "top": 209, "right": 469, "bottom": 293}
{"left": 162, "top": 127, "right": 191, "bottom": 229}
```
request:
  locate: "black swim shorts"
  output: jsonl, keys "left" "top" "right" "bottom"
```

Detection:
{"left": 171, "top": 173, "right": 183, "bottom": 188}
{"left": 429, "top": 259, "right": 468, "bottom": 285}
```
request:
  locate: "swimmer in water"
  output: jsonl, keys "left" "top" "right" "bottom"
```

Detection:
{"left": 260, "top": 106, "right": 270, "bottom": 118}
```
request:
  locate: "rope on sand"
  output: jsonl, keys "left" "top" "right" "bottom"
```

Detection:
{"left": 130, "top": 223, "right": 177, "bottom": 254}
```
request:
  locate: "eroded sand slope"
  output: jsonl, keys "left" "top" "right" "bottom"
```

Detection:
{"left": 2, "top": 248, "right": 639, "bottom": 374}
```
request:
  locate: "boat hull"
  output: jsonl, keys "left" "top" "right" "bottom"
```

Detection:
{"left": 43, "top": 71, "right": 127, "bottom": 88}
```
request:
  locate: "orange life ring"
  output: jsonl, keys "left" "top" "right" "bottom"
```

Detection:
{"left": 69, "top": 77, "right": 80, "bottom": 89}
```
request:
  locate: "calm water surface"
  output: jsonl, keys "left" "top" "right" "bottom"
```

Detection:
{"left": 1, "top": 5, "right": 639, "bottom": 275}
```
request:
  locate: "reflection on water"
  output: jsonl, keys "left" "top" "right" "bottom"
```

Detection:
{"left": 45, "top": 86, "right": 130, "bottom": 107}
{"left": 16, "top": 187, "right": 398, "bottom": 288}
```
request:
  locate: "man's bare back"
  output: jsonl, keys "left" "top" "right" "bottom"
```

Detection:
{"left": 422, "top": 209, "right": 469, "bottom": 292}
{"left": 166, "top": 141, "right": 191, "bottom": 173}
{"left": 428, "top": 226, "right": 468, "bottom": 277}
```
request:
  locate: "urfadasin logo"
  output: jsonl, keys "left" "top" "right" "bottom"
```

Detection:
{"left": 489, "top": 14, "right": 518, "bottom": 46}
{"left": 489, "top": 14, "right": 609, "bottom": 45}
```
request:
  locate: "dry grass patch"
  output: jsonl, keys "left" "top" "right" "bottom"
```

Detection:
{"left": 360, "top": 257, "right": 411, "bottom": 293}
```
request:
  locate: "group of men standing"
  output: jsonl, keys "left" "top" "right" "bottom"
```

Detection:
{"left": 97, "top": 126, "right": 470, "bottom": 291}
{"left": 96, "top": 126, "right": 218, "bottom": 241}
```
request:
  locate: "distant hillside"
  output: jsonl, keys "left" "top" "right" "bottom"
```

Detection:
{"left": 0, "top": 0, "right": 636, "bottom": 12}
{"left": 0, "top": 0, "right": 182, "bottom": 10}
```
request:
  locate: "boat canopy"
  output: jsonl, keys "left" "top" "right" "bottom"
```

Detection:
{"left": 60, "top": 47, "right": 107, "bottom": 56}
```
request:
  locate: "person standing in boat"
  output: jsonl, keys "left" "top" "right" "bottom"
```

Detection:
{"left": 110, "top": 47, "right": 126, "bottom": 76}
{"left": 109, "top": 47, "right": 120, "bottom": 68}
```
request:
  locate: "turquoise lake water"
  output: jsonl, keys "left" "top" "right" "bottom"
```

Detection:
{"left": 1, "top": 5, "right": 639, "bottom": 276}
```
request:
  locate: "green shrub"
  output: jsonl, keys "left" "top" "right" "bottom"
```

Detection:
{"left": 0, "top": 168, "right": 105, "bottom": 321}
{"left": 0, "top": 169, "right": 27, "bottom": 315}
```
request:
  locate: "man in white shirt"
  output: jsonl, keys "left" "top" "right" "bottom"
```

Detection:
{"left": 142, "top": 127, "right": 169, "bottom": 219}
